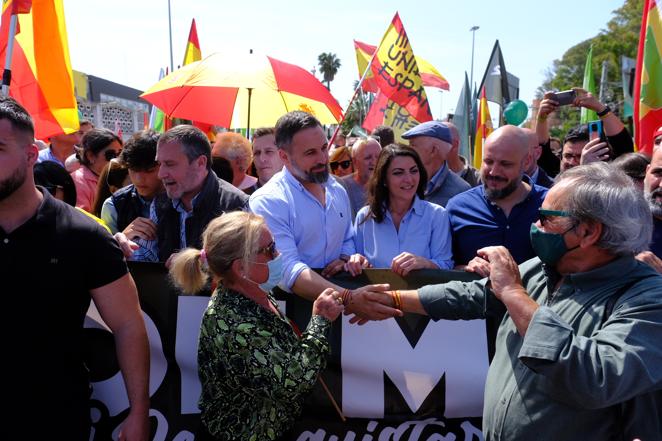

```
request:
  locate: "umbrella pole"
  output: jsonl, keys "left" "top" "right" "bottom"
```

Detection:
{"left": 246, "top": 88, "right": 253, "bottom": 138}
{"left": 2, "top": 15, "right": 18, "bottom": 97}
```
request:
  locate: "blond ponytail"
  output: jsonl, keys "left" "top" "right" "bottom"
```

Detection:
{"left": 169, "top": 248, "right": 209, "bottom": 294}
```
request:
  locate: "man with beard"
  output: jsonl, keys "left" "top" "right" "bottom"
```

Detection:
{"left": 357, "top": 162, "right": 662, "bottom": 441}
{"left": 250, "top": 111, "right": 399, "bottom": 321}
{"left": 445, "top": 126, "right": 548, "bottom": 358}
{"left": 0, "top": 97, "right": 150, "bottom": 439}
{"left": 643, "top": 140, "right": 661, "bottom": 259}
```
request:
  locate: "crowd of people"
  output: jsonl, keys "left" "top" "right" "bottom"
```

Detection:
{"left": 2, "top": 83, "right": 661, "bottom": 441}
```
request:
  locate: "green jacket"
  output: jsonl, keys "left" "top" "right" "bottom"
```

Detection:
{"left": 419, "top": 256, "right": 662, "bottom": 441}
{"left": 197, "top": 287, "right": 330, "bottom": 441}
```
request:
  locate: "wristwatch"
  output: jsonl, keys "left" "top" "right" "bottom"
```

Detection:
{"left": 597, "top": 106, "right": 611, "bottom": 117}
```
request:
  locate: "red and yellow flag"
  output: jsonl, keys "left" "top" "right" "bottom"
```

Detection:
{"left": 634, "top": 0, "right": 662, "bottom": 156}
{"left": 182, "top": 18, "right": 201, "bottom": 66}
{"left": 473, "top": 87, "right": 493, "bottom": 169}
{"left": 363, "top": 90, "right": 419, "bottom": 143}
{"left": 355, "top": 39, "right": 450, "bottom": 93}
{"left": 0, "top": 0, "right": 79, "bottom": 139}
{"left": 369, "top": 13, "right": 432, "bottom": 123}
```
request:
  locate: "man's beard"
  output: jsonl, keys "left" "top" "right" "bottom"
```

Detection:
{"left": 291, "top": 160, "right": 329, "bottom": 184}
{"left": 646, "top": 187, "right": 662, "bottom": 218}
{"left": 0, "top": 164, "right": 26, "bottom": 202}
{"left": 483, "top": 175, "right": 521, "bottom": 201}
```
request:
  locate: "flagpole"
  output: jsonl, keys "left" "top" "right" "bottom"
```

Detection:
{"left": 167, "top": 0, "right": 174, "bottom": 72}
{"left": 1, "top": 15, "right": 19, "bottom": 96}
{"left": 469, "top": 26, "right": 479, "bottom": 98}
{"left": 329, "top": 44, "right": 380, "bottom": 146}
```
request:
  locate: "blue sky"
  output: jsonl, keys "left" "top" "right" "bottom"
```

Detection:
{"left": 64, "top": 0, "right": 627, "bottom": 120}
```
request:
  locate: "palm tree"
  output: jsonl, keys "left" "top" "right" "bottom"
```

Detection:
{"left": 317, "top": 52, "right": 341, "bottom": 90}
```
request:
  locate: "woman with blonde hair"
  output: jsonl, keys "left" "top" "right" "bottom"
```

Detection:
{"left": 169, "top": 211, "right": 343, "bottom": 441}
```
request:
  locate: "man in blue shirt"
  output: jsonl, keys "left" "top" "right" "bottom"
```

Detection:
{"left": 446, "top": 126, "right": 548, "bottom": 359}
{"left": 447, "top": 125, "right": 548, "bottom": 273}
{"left": 250, "top": 111, "right": 399, "bottom": 321}
{"left": 402, "top": 121, "right": 470, "bottom": 207}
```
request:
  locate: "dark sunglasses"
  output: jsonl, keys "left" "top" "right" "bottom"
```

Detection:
{"left": 538, "top": 208, "right": 572, "bottom": 226}
{"left": 330, "top": 160, "right": 352, "bottom": 171}
{"left": 104, "top": 149, "right": 119, "bottom": 162}
{"left": 258, "top": 240, "right": 277, "bottom": 257}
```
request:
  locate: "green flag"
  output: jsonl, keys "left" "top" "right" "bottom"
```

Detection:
{"left": 581, "top": 45, "right": 598, "bottom": 123}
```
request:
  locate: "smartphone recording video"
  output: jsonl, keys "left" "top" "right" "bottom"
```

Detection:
{"left": 553, "top": 90, "right": 577, "bottom": 106}
{"left": 588, "top": 120, "right": 604, "bottom": 142}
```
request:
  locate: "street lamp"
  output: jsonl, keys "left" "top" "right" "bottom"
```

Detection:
{"left": 469, "top": 26, "right": 479, "bottom": 95}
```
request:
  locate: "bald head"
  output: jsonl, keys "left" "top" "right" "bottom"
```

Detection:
{"left": 484, "top": 125, "right": 530, "bottom": 160}
{"left": 480, "top": 125, "right": 531, "bottom": 200}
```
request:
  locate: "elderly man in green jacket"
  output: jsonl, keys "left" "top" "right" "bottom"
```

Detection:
{"left": 357, "top": 162, "right": 662, "bottom": 440}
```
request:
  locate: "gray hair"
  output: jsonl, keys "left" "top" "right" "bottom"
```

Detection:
{"left": 556, "top": 162, "right": 652, "bottom": 256}
{"left": 158, "top": 124, "right": 211, "bottom": 170}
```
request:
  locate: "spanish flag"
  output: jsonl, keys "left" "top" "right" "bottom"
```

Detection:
{"left": 473, "top": 87, "right": 493, "bottom": 169}
{"left": 182, "top": 18, "right": 201, "bottom": 66}
{"left": 368, "top": 13, "right": 432, "bottom": 123}
{"left": 354, "top": 39, "right": 449, "bottom": 93}
{"left": 0, "top": 0, "right": 79, "bottom": 139}
{"left": 634, "top": 0, "right": 662, "bottom": 156}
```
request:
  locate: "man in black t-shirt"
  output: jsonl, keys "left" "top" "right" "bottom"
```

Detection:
{"left": 0, "top": 97, "right": 149, "bottom": 440}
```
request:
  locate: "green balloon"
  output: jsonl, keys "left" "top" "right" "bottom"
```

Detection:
{"left": 503, "top": 100, "right": 528, "bottom": 126}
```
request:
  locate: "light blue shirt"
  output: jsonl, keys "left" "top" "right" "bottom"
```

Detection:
{"left": 37, "top": 147, "right": 65, "bottom": 167}
{"left": 353, "top": 196, "right": 454, "bottom": 269}
{"left": 249, "top": 167, "right": 355, "bottom": 289}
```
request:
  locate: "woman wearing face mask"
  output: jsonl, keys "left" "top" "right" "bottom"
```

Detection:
{"left": 352, "top": 145, "right": 454, "bottom": 276}
{"left": 169, "top": 211, "right": 344, "bottom": 441}
{"left": 70, "top": 128, "right": 123, "bottom": 212}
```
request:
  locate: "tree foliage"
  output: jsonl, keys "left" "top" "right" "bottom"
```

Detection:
{"left": 317, "top": 52, "right": 341, "bottom": 90}
{"left": 538, "top": 0, "right": 643, "bottom": 135}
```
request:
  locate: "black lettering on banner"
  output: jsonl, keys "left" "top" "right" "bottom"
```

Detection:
{"left": 86, "top": 263, "right": 486, "bottom": 440}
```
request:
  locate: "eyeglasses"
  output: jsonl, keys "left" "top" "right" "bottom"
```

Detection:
{"left": 538, "top": 208, "right": 572, "bottom": 226}
{"left": 258, "top": 240, "right": 277, "bottom": 258}
{"left": 330, "top": 160, "right": 352, "bottom": 171}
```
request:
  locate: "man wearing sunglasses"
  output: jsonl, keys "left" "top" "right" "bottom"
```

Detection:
{"left": 358, "top": 162, "right": 662, "bottom": 441}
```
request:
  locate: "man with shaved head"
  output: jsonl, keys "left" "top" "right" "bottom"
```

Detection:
{"left": 522, "top": 127, "right": 554, "bottom": 188}
{"left": 445, "top": 126, "right": 549, "bottom": 358}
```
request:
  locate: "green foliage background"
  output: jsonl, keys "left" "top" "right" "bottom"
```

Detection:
{"left": 537, "top": 0, "right": 643, "bottom": 138}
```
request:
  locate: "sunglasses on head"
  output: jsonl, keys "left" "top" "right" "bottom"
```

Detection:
{"left": 330, "top": 160, "right": 352, "bottom": 171}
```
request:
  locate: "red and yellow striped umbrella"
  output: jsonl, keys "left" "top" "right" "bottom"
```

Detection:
{"left": 141, "top": 52, "right": 344, "bottom": 130}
